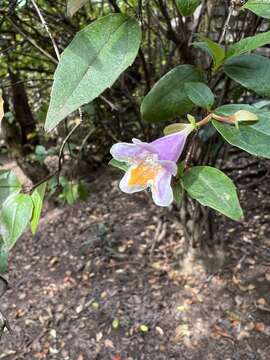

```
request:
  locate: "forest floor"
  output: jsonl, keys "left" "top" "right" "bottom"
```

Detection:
{"left": 1, "top": 153, "right": 270, "bottom": 360}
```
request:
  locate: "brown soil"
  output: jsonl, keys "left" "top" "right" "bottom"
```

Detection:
{"left": 0, "top": 154, "right": 270, "bottom": 360}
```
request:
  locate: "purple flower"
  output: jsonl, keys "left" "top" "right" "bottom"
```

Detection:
{"left": 110, "top": 124, "right": 193, "bottom": 207}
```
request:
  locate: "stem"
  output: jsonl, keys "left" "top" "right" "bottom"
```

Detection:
{"left": 196, "top": 113, "right": 234, "bottom": 127}
{"left": 219, "top": 2, "right": 234, "bottom": 45}
{"left": 30, "top": 0, "right": 60, "bottom": 61}
{"left": 196, "top": 114, "right": 212, "bottom": 127}
{"left": 211, "top": 113, "right": 234, "bottom": 124}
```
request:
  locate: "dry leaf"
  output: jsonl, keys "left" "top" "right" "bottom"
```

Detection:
{"left": 255, "top": 322, "right": 265, "bottom": 332}
{"left": 257, "top": 298, "right": 267, "bottom": 306}
{"left": 96, "top": 332, "right": 103, "bottom": 342}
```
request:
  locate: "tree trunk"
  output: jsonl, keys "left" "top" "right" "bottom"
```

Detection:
{"left": 1, "top": 71, "right": 49, "bottom": 183}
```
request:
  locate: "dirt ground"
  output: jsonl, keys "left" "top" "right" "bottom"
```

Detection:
{"left": 0, "top": 153, "right": 270, "bottom": 360}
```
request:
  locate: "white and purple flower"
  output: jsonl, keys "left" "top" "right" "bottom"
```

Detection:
{"left": 110, "top": 124, "right": 194, "bottom": 207}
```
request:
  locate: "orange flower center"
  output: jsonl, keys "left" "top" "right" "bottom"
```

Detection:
{"left": 128, "top": 161, "right": 160, "bottom": 187}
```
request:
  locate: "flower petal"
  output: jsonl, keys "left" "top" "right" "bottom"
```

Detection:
{"left": 110, "top": 142, "right": 140, "bottom": 162}
{"left": 150, "top": 125, "right": 193, "bottom": 162}
{"left": 158, "top": 160, "right": 177, "bottom": 175}
{"left": 119, "top": 166, "right": 148, "bottom": 194}
{"left": 151, "top": 170, "right": 173, "bottom": 207}
{"left": 132, "top": 138, "right": 158, "bottom": 155}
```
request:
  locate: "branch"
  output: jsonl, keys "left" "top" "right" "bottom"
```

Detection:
{"left": 6, "top": 16, "right": 58, "bottom": 64}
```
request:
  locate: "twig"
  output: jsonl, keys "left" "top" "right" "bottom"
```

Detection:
{"left": 30, "top": 0, "right": 60, "bottom": 61}
{"left": 219, "top": 2, "right": 235, "bottom": 44}
{"left": 6, "top": 16, "right": 58, "bottom": 64}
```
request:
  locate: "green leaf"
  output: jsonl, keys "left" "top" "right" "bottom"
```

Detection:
{"left": 45, "top": 14, "right": 141, "bottom": 131}
{"left": 243, "top": 0, "right": 270, "bottom": 19}
{"left": 226, "top": 30, "right": 270, "bottom": 59}
{"left": 0, "top": 242, "right": 8, "bottom": 273}
{"left": 172, "top": 182, "right": 183, "bottom": 204}
{"left": 163, "top": 123, "right": 190, "bottom": 136}
{"left": 109, "top": 159, "right": 129, "bottom": 172}
{"left": 141, "top": 65, "right": 203, "bottom": 123}
{"left": 0, "top": 193, "right": 33, "bottom": 250}
{"left": 224, "top": 54, "right": 270, "bottom": 97}
{"left": 176, "top": 0, "right": 201, "bottom": 16}
{"left": 67, "top": 0, "right": 88, "bottom": 17}
{"left": 31, "top": 182, "right": 47, "bottom": 235}
{"left": 193, "top": 38, "right": 225, "bottom": 71}
{"left": 213, "top": 104, "right": 270, "bottom": 158}
{"left": 183, "top": 166, "right": 243, "bottom": 221}
{"left": 0, "top": 170, "right": 21, "bottom": 206}
{"left": 184, "top": 82, "right": 215, "bottom": 110}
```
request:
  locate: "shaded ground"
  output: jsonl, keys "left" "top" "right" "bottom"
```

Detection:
{"left": 1, "top": 153, "right": 270, "bottom": 360}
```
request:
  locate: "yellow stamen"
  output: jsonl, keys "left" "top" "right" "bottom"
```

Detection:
{"left": 128, "top": 163, "right": 160, "bottom": 187}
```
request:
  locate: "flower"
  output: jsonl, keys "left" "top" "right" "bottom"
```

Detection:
{"left": 110, "top": 124, "right": 193, "bottom": 207}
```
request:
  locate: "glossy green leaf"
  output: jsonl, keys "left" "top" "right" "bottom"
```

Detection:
{"left": 226, "top": 30, "right": 270, "bottom": 59}
{"left": 45, "top": 14, "right": 141, "bottom": 131}
{"left": 184, "top": 82, "right": 215, "bottom": 110}
{"left": 243, "top": 0, "right": 270, "bottom": 19}
{"left": 31, "top": 182, "right": 47, "bottom": 235}
{"left": 67, "top": 0, "right": 88, "bottom": 17}
{"left": 109, "top": 159, "right": 129, "bottom": 172}
{"left": 0, "top": 170, "right": 21, "bottom": 206}
{"left": 193, "top": 38, "right": 225, "bottom": 70}
{"left": 141, "top": 65, "right": 203, "bottom": 123}
{"left": 0, "top": 193, "right": 33, "bottom": 250}
{"left": 183, "top": 166, "right": 243, "bottom": 221}
{"left": 213, "top": 104, "right": 270, "bottom": 158}
{"left": 224, "top": 54, "right": 270, "bottom": 97}
{"left": 176, "top": 0, "right": 201, "bottom": 16}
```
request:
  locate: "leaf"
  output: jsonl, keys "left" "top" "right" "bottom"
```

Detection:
{"left": 226, "top": 30, "right": 270, "bottom": 59}
{"left": 45, "top": 14, "right": 141, "bottom": 131}
{"left": 141, "top": 65, "right": 203, "bottom": 123}
{"left": 224, "top": 54, "right": 270, "bottom": 97}
{"left": 67, "top": 0, "right": 88, "bottom": 17}
{"left": 213, "top": 104, "right": 270, "bottom": 158}
{"left": 0, "top": 170, "right": 21, "bottom": 206}
{"left": 184, "top": 82, "right": 215, "bottom": 110}
{"left": 183, "top": 166, "right": 243, "bottom": 221}
{"left": 163, "top": 123, "right": 190, "bottom": 136}
{"left": 193, "top": 38, "right": 225, "bottom": 70}
{"left": 0, "top": 193, "right": 33, "bottom": 250}
{"left": 109, "top": 159, "right": 129, "bottom": 172}
{"left": 243, "top": 0, "right": 270, "bottom": 19}
{"left": 112, "top": 319, "right": 119, "bottom": 329}
{"left": 31, "top": 182, "right": 46, "bottom": 235}
{"left": 176, "top": 0, "right": 201, "bottom": 16}
{"left": 140, "top": 324, "right": 149, "bottom": 332}
{"left": 172, "top": 182, "right": 183, "bottom": 204}
{"left": 0, "top": 242, "right": 8, "bottom": 273}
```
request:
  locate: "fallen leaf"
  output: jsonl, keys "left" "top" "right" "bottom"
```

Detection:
{"left": 175, "top": 324, "right": 189, "bottom": 340}
{"left": 155, "top": 326, "right": 164, "bottom": 336}
{"left": 96, "top": 332, "right": 103, "bottom": 342}
{"left": 255, "top": 322, "right": 265, "bottom": 332}
{"left": 104, "top": 339, "right": 114, "bottom": 348}
{"left": 257, "top": 298, "right": 267, "bottom": 306}
{"left": 140, "top": 324, "right": 149, "bottom": 332}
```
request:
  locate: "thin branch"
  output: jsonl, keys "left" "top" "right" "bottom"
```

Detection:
{"left": 30, "top": 0, "right": 61, "bottom": 61}
{"left": 6, "top": 16, "right": 58, "bottom": 64}
{"left": 219, "top": 2, "right": 235, "bottom": 45}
